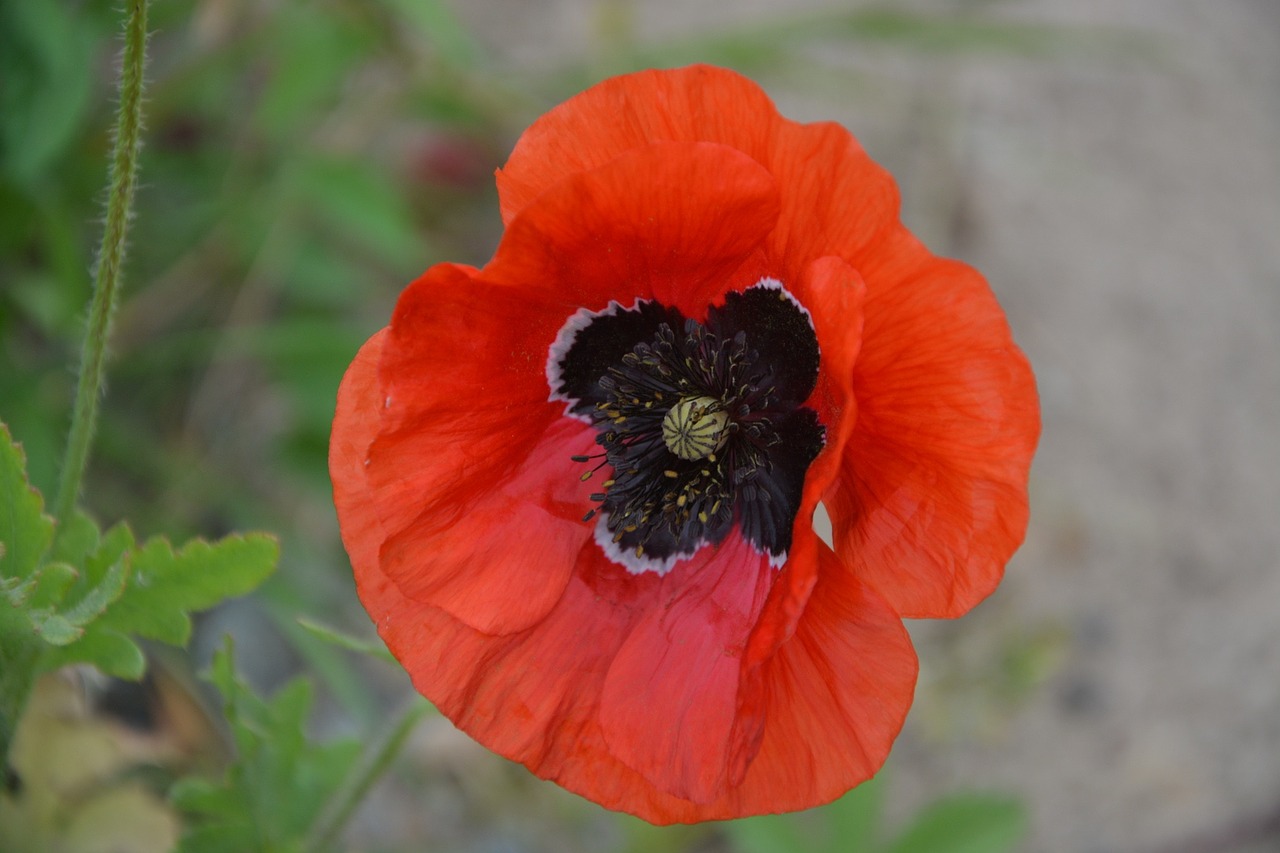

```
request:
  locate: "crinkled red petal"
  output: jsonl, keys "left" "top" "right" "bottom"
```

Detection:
{"left": 828, "top": 225, "right": 1040, "bottom": 618}
{"left": 332, "top": 333, "right": 915, "bottom": 822}
{"left": 487, "top": 141, "right": 780, "bottom": 319}
{"left": 498, "top": 64, "right": 1037, "bottom": 620}
{"left": 600, "top": 534, "right": 773, "bottom": 803}
{"left": 496, "top": 65, "right": 898, "bottom": 283}
{"left": 762, "top": 120, "right": 899, "bottom": 281}
{"left": 497, "top": 66, "right": 782, "bottom": 225}
{"left": 731, "top": 543, "right": 917, "bottom": 814}
{"left": 368, "top": 263, "right": 590, "bottom": 633}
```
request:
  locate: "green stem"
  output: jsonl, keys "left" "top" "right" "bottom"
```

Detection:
{"left": 302, "top": 698, "right": 432, "bottom": 853}
{"left": 53, "top": 0, "right": 151, "bottom": 530}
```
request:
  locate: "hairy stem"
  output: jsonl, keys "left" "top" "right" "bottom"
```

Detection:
{"left": 53, "top": 0, "right": 151, "bottom": 530}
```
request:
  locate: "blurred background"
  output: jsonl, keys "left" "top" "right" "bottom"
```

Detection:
{"left": 2, "top": 0, "right": 1277, "bottom": 850}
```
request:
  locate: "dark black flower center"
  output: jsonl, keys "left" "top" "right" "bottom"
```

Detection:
{"left": 549, "top": 279, "right": 825, "bottom": 572}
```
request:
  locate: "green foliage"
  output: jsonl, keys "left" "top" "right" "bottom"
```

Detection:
{"left": 885, "top": 795, "right": 1026, "bottom": 853}
{"left": 0, "top": 0, "right": 96, "bottom": 187}
{"left": 171, "top": 641, "right": 362, "bottom": 853}
{"left": 0, "top": 421, "right": 277, "bottom": 761}
{"left": 724, "top": 776, "right": 1026, "bottom": 853}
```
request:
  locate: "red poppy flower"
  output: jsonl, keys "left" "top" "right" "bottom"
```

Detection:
{"left": 330, "top": 65, "right": 1039, "bottom": 823}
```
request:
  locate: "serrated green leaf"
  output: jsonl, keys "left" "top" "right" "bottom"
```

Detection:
{"left": 57, "top": 556, "right": 129, "bottom": 627}
{"left": 41, "top": 627, "right": 146, "bottom": 679}
{"left": 100, "top": 533, "right": 278, "bottom": 646}
{"left": 48, "top": 509, "right": 101, "bottom": 567}
{"left": 175, "top": 640, "right": 364, "bottom": 850}
{"left": 2, "top": 574, "right": 36, "bottom": 607}
{"left": 0, "top": 421, "right": 54, "bottom": 583}
{"left": 28, "top": 611, "right": 81, "bottom": 645}
{"left": 24, "top": 562, "right": 79, "bottom": 609}
{"left": 886, "top": 794, "right": 1027, "bottom": 853}
{"left": 22, "top": 556, "right": 129, "bottom": 647}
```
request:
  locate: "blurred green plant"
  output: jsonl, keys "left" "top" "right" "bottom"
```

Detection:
{"left": 724, "top": 774, "right": 1026, "bottom": 853}
{"left": 171, "top": 639, "right": 429, "bottom": 853}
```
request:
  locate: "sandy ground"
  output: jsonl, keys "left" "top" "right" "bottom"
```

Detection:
{"left": 444, "top": 0, "right": 1280, "bottom": 850}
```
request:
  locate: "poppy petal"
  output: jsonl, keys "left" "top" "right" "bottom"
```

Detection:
{"left": 338, "top": 338, "right": 914, "bottom": 820}
{"left": 375, "top": 416, "right": 596, "bottom": 634}
{"left": 763, "top": 119, "right": 899, "bottom": 280}
{"left": 731, "top": 543, "right": 917, "bottom": 813}
{"left": 599, "top": 535, "right": 773, "bottom": 803}
{"left": 829, "top": 226, "right": 1040, "bottom": 618}
{"left": 495, "top": 65, "right": 900, "bottom": 286}
{"left": 488, "top": 141, "right": 780, "bottom": 318}
{"left": 743, "top": 256, "right": 866, "bottom": 668}
{"left": 497, "top": 66, "right": 781, "bottom": 224}
{"left": 331, "top": 328, "right": 391, "bottom": 578}
{"left": 366, "top": 264, "right": 595, "bottom": 633}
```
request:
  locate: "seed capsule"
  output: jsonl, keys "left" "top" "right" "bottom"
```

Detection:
{"left": 661, "top": 396, "right": 728, "bottom": 461}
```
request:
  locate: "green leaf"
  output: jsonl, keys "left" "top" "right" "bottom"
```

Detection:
{"left": 175, "top": 640, "right": 363, "bottom": 852}
{"left": 22, "top": 562, "right": 79, "bottom": 610}
{"left": 0, "top": 422, "right": 54, "bottom": 584}
{"left": 41, "top": 627, "right": 146, "bottom": 679}
{"left": 26, "top": 556, "right": 129, "bottom": 645}
{"left": 48, "top": 509, "right": 101, "bottom": 567}
{"left": 57, "top": 556, "right": 128, "bottom": 625}
{"left": 176, "top": 823, "right": 258, "bottom": 853}
{"left": 99, "top": 533, "right": 278, "bottom": 646}
{"left": 169, "top": 777, "right": 242, "bottom": 818}
{"left": 886, "top": 794, "right": 1027, "bottom": 853}
{"left": 38, "top": 531, "right": 275, "bottom": 679}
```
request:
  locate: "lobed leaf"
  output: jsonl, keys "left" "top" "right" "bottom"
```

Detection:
{"left": 174, "top": 641, "right": 363, "bottom": 852}
{"left": 98, "top": 533, "right": 279, "bottom": 647}
{"left": 0, "top": 422, "right": 53, "bottom": 585}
